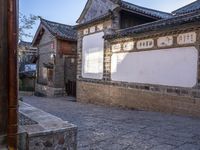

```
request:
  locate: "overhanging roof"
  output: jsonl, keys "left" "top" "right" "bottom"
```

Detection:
{"left": 173, "top": 0, "right": 200, "bottom": 15}
{"left": 105, "top": 11, "right": 200, "bottom": 40}
{"left": 32, "top": 18, "right": 77, "bottom": 46}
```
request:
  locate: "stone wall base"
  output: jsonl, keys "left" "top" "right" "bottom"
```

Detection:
{"left": 19, "top": 102, "right": 77, "bottom": 150}
{"left": 35, "top": 83, "right": 65, "bottom": 97}
{"left": 77, "top": 81, "right": 200, "bottom": 117}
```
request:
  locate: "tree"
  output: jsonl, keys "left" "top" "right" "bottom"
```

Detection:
{"left": 19, "top": 13, "right": 38, "bottom": 41}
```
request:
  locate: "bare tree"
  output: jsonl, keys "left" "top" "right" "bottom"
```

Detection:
{"left": 19, "top": 13, "right": 38, "bottom": 41}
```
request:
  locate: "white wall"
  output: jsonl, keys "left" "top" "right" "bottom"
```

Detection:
{"left": 111, "top": 47, "right": 198, "bottom": 88}
{"left": 82, "top": 32, "right": 104, "bottom": 79}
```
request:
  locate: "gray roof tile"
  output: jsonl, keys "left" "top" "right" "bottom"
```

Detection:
{"left": 173, "top": 0, "right": 200, "bottom": 15}
{"left": 41, "top": 18, "right": 77, "bottom": 41}
{"left": 105, "top": 11, "right": 200, "bottom": 40}
{"left": 120, "top": 1, "right": 173, "bottom": 19}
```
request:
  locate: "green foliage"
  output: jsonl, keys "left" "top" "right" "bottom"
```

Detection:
{"left": 19, "top": 79, "right": 34, "bottom": 92}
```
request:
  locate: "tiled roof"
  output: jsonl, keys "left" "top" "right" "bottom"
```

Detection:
{"left": 105, "top": 11, "right": 200, "bottom": 40}
{"left": 77, "top": 0, "right": 172, "bottom": 27}
{"left": 173, "top": 0, "right": 200, "bottom": 15}
{"left": 19, "top": 40, "right": 32, "bottom": 47}
{"left": 76, "top": 12, "right": 112, "bottom": 28}
{"left": 120, "top": 1, "right": 173, "bottom": 19}
{"left": 41, "top": 18, "right": 77, "bottom": 41}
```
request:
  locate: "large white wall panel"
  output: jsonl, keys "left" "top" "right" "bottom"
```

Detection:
{"left": 82, "top": 32, "right": 104, "bottom": 79}
{"left": 111, "top": 47, "right": 198, "bottom": 88}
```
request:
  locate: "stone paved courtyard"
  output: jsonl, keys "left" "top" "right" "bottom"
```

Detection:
{"left": 22, "top": 96, "right": 200, "bottom": 150}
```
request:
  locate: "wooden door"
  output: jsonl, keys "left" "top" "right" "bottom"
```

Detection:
{"left": 66, "top": 80, "right": 76, "bottom": 97}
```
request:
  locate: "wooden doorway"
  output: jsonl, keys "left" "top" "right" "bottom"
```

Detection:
{"left": 66, "top": 80, "right": 76, "bottom": 97}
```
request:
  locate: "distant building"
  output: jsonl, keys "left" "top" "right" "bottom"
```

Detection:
{"left": 76, "top": 0, "right": 200, "bottom": 117}
{"left": 18, "top": 41, "right": 37, "bottom": 91}
{"left": 32, "top": 18, "right": 77, "bottom": 97}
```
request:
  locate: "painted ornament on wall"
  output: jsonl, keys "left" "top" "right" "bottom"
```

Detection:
{"left": 177, "top": 32, "right": 196, "bottom": 45}
{"left": 89, "top": 26, "right": 96, "bottom": 33}
{"left": 123, "top": 41, "right": 134, "bottom": 51}
{"left": 97, "top": 24, "right": 103, "bottom": 31}
{"left": 83, "top": 28, "right": 89, "bottom": 35}
{"left": 112, "top": 44, "right": 121, "bottom": 52}
{"left": 157, "top": 36, "right": 173, "bottom": 47}
{"left": 137, "top": 39, "right": 154, "bottom": 49}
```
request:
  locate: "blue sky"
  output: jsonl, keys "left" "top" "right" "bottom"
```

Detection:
{"left": 20, "top": 0, "right": 196, "bottom": 42}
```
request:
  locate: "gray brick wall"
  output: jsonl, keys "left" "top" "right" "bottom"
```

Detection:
{"left": 76, "top": 10, "right": 200, "bottom": 117}
{"left": 37, "top": 29, "right": 55, "bottom": 85}
{"left": 53, "top": 55, "right": 65, "bottom": 88}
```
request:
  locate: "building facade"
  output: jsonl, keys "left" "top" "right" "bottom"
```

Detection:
{"left": 76, "top": 0, "right": 200, "bottom": 117}
{"left": 33, "top": 18, "right": 77, "bottom": 97}
{"left": 18, "top": 41, "right": 37, "bottom": 91}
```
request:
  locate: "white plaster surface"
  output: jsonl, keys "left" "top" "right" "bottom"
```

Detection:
{"left": 111, "top": 47, "right": 198, "bottom": 87}
{"left": 82, "top": 32, "right": 104, "bottom": 79}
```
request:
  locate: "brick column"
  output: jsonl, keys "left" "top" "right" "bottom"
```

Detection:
{"left": 77, "top": 32, "right": 83, "bottom": 80}
{"left": 103, "top": 39, "right": 112, "bottom": 81}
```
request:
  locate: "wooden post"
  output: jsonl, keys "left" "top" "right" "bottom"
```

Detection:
{"left": 0, "top": 0, "right": 18, "bottom": 148}
{"left": 0, "top": 0, "right": 8, "bottom": 138}
{"left": 7, "top": 0, "right": 18, "bottom": 149}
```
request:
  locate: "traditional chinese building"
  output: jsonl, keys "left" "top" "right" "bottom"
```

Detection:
{"left": 76, "top": 0, "right": 200, "bottom": 117}
{"left": 18, "top": 41, "right": 37, "bottom": 91}
{"left": 32, "top": 18, "right": 77, "bottom": 97}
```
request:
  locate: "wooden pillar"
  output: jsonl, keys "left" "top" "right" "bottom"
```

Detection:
{"left": 0, "top": 0, "right": 8, "bottom": 138}
{"left": 7, "top": 0, "right": 19, "bottom": 149}
{"left": 0, "top": 0, "right": 18, "bottom": 148}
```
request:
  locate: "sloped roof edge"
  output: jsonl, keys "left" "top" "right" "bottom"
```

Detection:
{"left": 172, "top": 0, "right": 200, "bottom": 15}
{"left": 105, "top": 10, "right": 200, "bottom": 40}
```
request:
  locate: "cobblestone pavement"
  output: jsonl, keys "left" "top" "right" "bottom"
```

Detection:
{"left": 23, "top": 96, "right": 200, "bottom": 150}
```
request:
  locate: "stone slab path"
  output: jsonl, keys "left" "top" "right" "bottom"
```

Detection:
{"left": 23, "top": 96, "right": 200, "bottom": 150}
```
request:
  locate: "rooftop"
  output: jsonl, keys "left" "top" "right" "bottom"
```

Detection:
{"left": 173, "top": 0, "right": 200, "bottom": 15}
{"left": 19, "top": 40, "right": 32, "bottom": 47}
{"left": 41, "top": 18, "right": 77, "bottom": 41}
{"left": 120, "top": 1, "right": 173, "bottom": 19}
{"left": 77, "top": 0, "right": 173, "bottom": 27}
{"left": 105, "top": 10, "right": 200, "bottom": 40}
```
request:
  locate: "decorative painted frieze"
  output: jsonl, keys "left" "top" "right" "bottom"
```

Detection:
{"left": 83, "top": 28, "right": 89, "bottom": 35}
{"left": 97, "top": 24, "right": 103, "bottom": 31}
{"left": 112, "top": 44, "right": 121, "bottom": 52}
{"left": 177, "top": 32, "right": 196, "bottom": 45}
{"left": 137, "top": 39, "right": 154, "bottom": 49}
{"left": 123, "top": 41, "right": 134, "bottom": 51}
{"left": 157, "top": 36, "right": 173, "bottom": 47}
{"left": 89, "top": 26, "right": 96, "bottom": 33}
